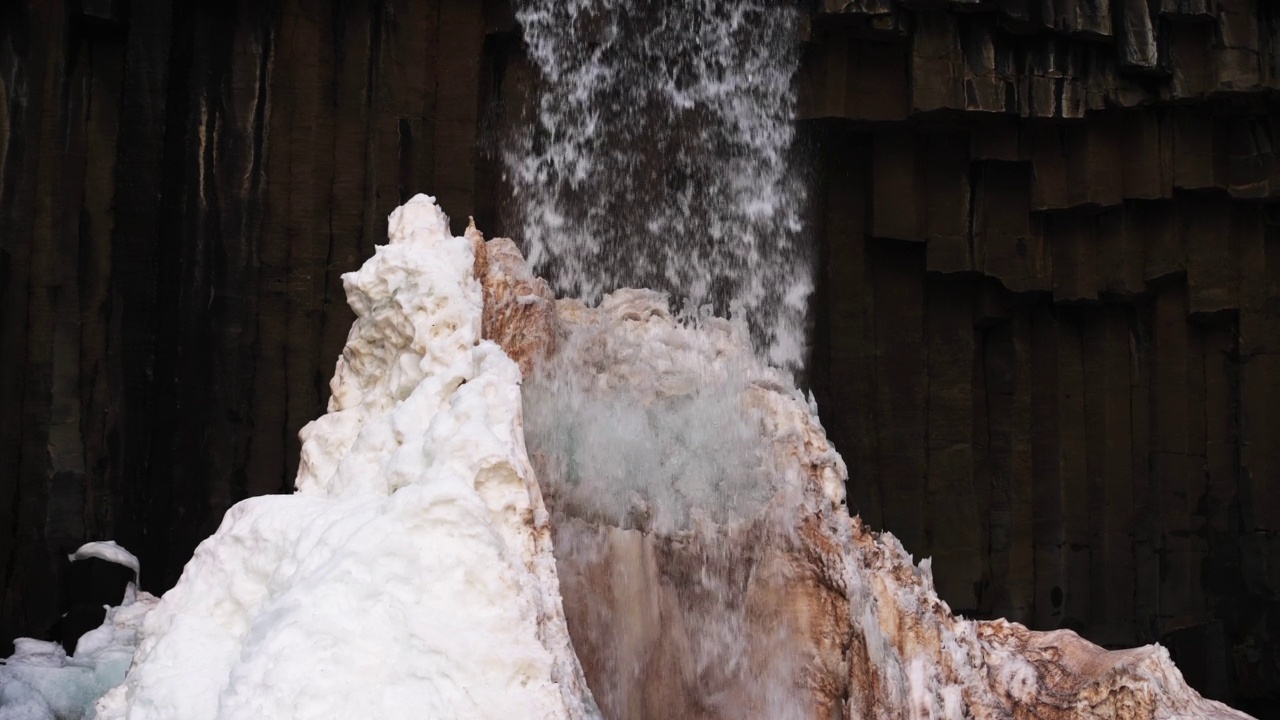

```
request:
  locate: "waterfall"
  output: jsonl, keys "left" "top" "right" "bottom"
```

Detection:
{"left": 0, "top": 0, "right": 1255, "bottom": 714}
{"left": 505, "top": 0, "right": 812, "bottom": 370}
{"left": 519, "top": 290, "right": 819, "bottom": 719}
{"left": 505, "top": 7, "right": 818, "bottom": 710}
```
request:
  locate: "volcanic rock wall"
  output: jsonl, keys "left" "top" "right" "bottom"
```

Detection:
{"left": 0, "top": 0, "right": 492, "bottom": 654}
{"left": 800, "top": 1, "right": 1280, "bottom": 713}
{"left": 2, "top": 0, "right": 1279, "bottom": 713}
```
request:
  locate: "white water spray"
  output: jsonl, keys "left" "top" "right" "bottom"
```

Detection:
{"left": 506, "top": 0, "right": 813, "bottom": 369}
{"left": 520, "top": 290, "right": 815, "bottom": 719}
{"left": 506, "top": 7, "right": 817, "bottom": 709}
{"left": 522, "top": 294, "right": 782, "bottom": 535}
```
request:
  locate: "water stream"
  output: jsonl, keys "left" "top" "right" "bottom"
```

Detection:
{"left": 506, "top": 2, "right": 817, "bottom": 715}
{"left": 505, "top": 0, "right": 813, "bottom": 370}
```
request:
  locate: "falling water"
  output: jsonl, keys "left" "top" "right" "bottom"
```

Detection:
{"left": 505, "top": 2, "right": 816, "bottom": 715}
{"left": 506, "top": 0, "right": 812, "bottom": 370}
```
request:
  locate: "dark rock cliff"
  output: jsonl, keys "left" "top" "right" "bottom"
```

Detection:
{"left": 801, "top": 1, "right": 1280, "bottom": 713}
{"left": 1, "top": 0, "right": 1278, "bottom": 713}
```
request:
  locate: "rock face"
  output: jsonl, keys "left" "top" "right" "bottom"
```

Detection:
{"left": 3, "top": 0, "right": 1280, "bottom": 712}
{"left": 478, "top": 224, "right": 1253, "bottom": 720}
{"left": 791, "top": 2, "right": 1280, "bottom": 712}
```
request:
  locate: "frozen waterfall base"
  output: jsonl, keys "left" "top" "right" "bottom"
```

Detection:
{"left": 71, "top": 195, "right": 1249, "bottom": 720}
{"left": 478, "top": 202, "right": 1252, "bottom": 720}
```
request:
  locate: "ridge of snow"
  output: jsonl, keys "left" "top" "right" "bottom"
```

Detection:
{"left": 92, "top": 195, "right": 597, "bottom": 720}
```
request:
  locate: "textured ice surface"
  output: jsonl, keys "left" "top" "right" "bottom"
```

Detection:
{"left": 92, "top": 195, "right": 596, "bottom": 720}
{"left": 0, "top": 545, "right": 156, "bottom": 720}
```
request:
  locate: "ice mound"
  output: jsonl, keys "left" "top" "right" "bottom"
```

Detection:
{"left": 91, "top": 195, "right": 596, "bottom": 720}
{"left": 478, "top": 212, "right": 1253, "bottom": 720}
{"left": 8, "top": 195, "right": 1250, "bottom": 720}
{"left": 0, "top": 544, "right": 155, "bottom": 720}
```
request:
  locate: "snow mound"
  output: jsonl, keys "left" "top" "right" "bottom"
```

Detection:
{"left": 92, "top": 195, "right": 596, "bottom": 720}
{"left": 3, "top": 194, "right": 1249, "bottom": 720}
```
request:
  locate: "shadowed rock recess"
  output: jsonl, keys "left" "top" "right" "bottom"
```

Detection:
{"left": 2, "top": 0, "right": 1280, "bottom": 714}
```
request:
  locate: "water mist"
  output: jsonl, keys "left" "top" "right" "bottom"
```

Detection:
{"left": 521, "top": 291, "right": 817, "bottom": 719}
{"left": 505, "top": 1, "right": 818, "bottom": 715}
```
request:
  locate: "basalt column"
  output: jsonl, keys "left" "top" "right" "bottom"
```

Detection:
{"left": 802, "top": 2, "right": 1280, "bottom": 714}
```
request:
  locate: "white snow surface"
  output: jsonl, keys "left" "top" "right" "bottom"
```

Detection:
{"left": 92, "top": 195, "right": 597, "bottom": 720}
{"left": 0, "top": 548, "right": 156, "bottom": 720}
